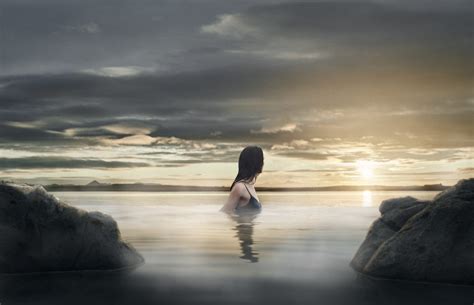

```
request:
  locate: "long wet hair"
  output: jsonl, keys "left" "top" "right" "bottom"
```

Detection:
{"left": 230, "top": 146, "right": 264, "bottom": 191}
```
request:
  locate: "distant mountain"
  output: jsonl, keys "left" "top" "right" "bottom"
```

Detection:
{"left": 86, "top": 180, "right": 102, "bottom": 186}
{"left": 42, "top": 182, "right": 451, "bottom": 192}
{"left": 422, "top": 183, "right": 445, "bottom": 191}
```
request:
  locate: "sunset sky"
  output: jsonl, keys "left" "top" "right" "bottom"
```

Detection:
{"left": 0, "top": 0, "right": 472, "bottom": 187}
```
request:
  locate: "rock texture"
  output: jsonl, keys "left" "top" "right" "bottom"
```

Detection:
{"left": 0, "top": 182, "right": 144, "bottom": 273}
{"left": 351, "top": 178, "right": 474, "bottom": 285}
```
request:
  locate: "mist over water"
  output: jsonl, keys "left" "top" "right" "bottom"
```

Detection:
{"left": 1, "top": 191, "right": 473, "bottom": 305}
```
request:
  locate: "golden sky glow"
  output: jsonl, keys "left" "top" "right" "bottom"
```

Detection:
{"left": 0, "top": 1, "right": 472, "bottom": 187}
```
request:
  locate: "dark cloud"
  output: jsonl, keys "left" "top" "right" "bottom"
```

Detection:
{"left": 0, "top": 0, "right": 258, "bottom": 75}
{"left": 0, "top": 157, "right": 151, "bottom": 169}
{"left": 0, "top": 64, "right": 288, "bottom": 103}
{"left": 0, "top": 64, "right": 308, "bottom": 143}
{"left": 2, "top": 0, "right": 471, "bottom": 75}
{"left": 0, "top": 0, "right": 472, "bottom": 178}
{"left": 0, "top": 124, "right": 71, "bottom": 143}
{"left": 1, "top": 56, "right": 471, "bottom": 146}
{"left": 203, "top": 1, "right": 473, "bottom": 59}
{"left": 140, "top": 150, "right": 241, "bottom": 164}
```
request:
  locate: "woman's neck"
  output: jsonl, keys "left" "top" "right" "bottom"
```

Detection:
{"left": 242, "top": 176, "right": 256, "bottom": 185}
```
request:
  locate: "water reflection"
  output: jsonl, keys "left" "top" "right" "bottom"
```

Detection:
{"left": 362, "top": 190, "right": 373, "bottom": 207}
{"left": 229, "top": 212, "right": 260, "bottom": 263}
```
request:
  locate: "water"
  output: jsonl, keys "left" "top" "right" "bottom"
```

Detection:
{"left": 1, "top": 191, "right": 473, "bottom": 305}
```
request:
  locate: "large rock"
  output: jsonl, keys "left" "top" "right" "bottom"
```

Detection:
{"left": 0, "top": 182, "right": 144, "bottom": 273}
{"left": 351, "top": 178, "right": 474, "bottom": 285}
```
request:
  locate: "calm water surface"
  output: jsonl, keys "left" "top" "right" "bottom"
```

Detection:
{"left": 1, "top": 191, "right": 473, "bottom": 305}
{"left": 53, "top": 191, "right": 436, "bottom": 280}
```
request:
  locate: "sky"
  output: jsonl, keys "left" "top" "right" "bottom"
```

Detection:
{"left": 0, "top": 0, "right": 473, "bottom": 187}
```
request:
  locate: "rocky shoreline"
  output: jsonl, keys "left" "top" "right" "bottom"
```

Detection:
{"left": 0, "top": 182, "right": 144, "bottom": 274}
{"left": 351, "top": 178, "right": 474, "bottom": 285}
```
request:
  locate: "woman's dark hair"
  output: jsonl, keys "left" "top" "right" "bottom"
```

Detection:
{"left": 230, "top": 146, "right": 264, "bottom": 191}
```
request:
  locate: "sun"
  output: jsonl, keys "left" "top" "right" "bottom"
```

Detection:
{"left": 356, "top": 160, "right": 375, "bottom": 179}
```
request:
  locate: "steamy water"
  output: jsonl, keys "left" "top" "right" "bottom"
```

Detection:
{"left": 1, "top": 191, "right": 473, "bottom": 305}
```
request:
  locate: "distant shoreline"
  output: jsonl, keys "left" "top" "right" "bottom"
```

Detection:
{"left": 41, "top": 182, "right": 450, "bottom": 192}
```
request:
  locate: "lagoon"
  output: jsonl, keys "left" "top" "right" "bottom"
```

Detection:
{"left": 1, "top": 191, "right": 473, "bottom": 305}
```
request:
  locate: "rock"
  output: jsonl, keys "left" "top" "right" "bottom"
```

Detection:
{"left": 0, "top": 182, "right": 144, "bottom": 273}
{"left": 350, "top": 196, "right": 428, "bottom": 272}
{"left": 350, "top": 218, "right": 398, "bottom": 272}
{"left": 351, "top": 178, "right": 474, "bottom": 285}
{"left": 379, "top": 197, "right": 429, "bottom": 231}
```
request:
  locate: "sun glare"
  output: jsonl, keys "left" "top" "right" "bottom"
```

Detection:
{"left": 356, "top": 160, "right": 375, "bottom": 179}
{"left": 362, "top": 190, "right": 373, "bottom": 207}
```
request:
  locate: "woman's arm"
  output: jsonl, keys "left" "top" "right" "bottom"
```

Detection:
{"left": 220, "top": 183, "right": 244, "bottom": 213}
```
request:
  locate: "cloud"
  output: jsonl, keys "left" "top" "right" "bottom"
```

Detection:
{"left": 272, "top": 151, "right": 331, "bottom": 161}
{"left": 2, "top": 0, "right": 472, "bottom": 77}
{"left": 0, "top": 64, "right": 472, "bottom": 150}
{"left": 101, "top": 123, "right": 153, "bottom": 135}
{"left": 61, "top": 22, "right": 101, "bottom": 34}
{"left": 0, "top": 157, "right": 151, "bottom": 169}
{"left": 0, "top": 0, "right": 472, "bottom": 184}
{"left": 200, "top": 14, "right": 260, "bottom": 39}
{"left": 0, "top": 124, "right": 74, "bottom": 143}
{"left": 203, "top": 2, "right": 473, "bottom": 47}
{"left": 251, "top": 123, "right": 301, "bottom": 134}
{"left": 100, "top": 134, "right": 195, "bottom": 146}
{"left": 0, "top": 0, "right": 229, "bottom": 75}
{"left": 201, "top": 1, "right": 473, "bottom": 74}
{"left": 225, "top": 49, "right": 325, "bottom": 61}
{"left": 81, "top": 66, "right": 155, "bottom": 77}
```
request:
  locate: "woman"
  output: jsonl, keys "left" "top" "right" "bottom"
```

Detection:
{"left": 220, "top": 146, "right": 264, "bottom": 214}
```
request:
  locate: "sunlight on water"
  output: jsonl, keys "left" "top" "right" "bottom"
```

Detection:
{"left": 362, "top": 190, "right": 373, "bottom": 207}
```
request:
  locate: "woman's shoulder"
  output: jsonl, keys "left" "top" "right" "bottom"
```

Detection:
{"left": 232, "top": 181, "right": 246, "bottom": 190}
{"left": 231, "top": 182, "right": 249, "bottom": 195}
